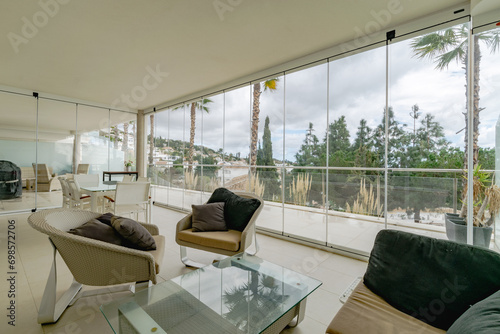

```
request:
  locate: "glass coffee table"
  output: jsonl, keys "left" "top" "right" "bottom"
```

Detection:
{"left": 100, "top": 253, "right": 322, "bottom": 334}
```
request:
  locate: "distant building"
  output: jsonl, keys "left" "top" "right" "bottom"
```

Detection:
{"left": 217, "top": 161, "right": 248, "bottom": 183}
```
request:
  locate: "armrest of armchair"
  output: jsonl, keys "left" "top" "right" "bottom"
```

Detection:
{"left": 140, "top": 222, "right": 159, "bottom": 235}
{"left": 240, "top": 219, "right": 256, "bottom": 252}
{"left": 176, "top": 214, "right": 193, "bottom": 233}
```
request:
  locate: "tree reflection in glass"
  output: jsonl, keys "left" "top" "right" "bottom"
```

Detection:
{"left": 222, "top": 271, "right": 290, "bottom": 332}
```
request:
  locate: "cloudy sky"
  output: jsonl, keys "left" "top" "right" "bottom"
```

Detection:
{"left": 154, "top": 28, "right": 500, "bottom": 163}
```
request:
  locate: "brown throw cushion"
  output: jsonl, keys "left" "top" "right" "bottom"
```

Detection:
{"left": 96, "top": 212, "right": 114, "bottom": 226}
{"left": 111, "top": 216, "right": 156, "bottom": 250}
{"left": 192, "top": 202, "right": 227, "bottom": 232}
{"left": 68, "top": 219, "right": 124, "bottom": 246}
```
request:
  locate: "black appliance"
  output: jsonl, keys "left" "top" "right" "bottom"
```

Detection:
{"left": 0, "top": 160, "right": 22, "bottom": 199}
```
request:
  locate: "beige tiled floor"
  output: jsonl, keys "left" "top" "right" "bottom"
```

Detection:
{"left": 0, "top": 206, "right": 367, "bottom": 334}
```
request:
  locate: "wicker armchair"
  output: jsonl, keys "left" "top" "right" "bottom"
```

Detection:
{"left": 28, "top": 208, "right": 165, "bottom": 324}
{"left": 32, "top": 163, "right": 61, "bottom": 192}
{"left": 176, "top": 191, "right": 263, "bottom": 268}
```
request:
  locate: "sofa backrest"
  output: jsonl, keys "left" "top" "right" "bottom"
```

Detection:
{"left": 363, "top": 230, "right": 500, "bottom": 330}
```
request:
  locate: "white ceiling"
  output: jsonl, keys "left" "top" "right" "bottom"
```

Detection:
{"left": 1, "top": 0, "right": 470, "bottom": 113}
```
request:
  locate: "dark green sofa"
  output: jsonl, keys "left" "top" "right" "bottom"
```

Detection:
{"left": 327, "top": 230, "right": 500, "bottom": 333}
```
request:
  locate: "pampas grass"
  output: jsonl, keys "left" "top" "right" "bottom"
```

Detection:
{"left": 289, "top": 173, "right": 312, "bottom": 206}
{"left": 184, "top": 170, "right": 198, "bottom": 190}
{"left": 346, "top": 178, "right": 383, "bottom": 217}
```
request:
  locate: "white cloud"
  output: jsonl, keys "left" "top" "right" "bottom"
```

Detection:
{"left": 153, "top": 30, "right": 500, "bottom": 162}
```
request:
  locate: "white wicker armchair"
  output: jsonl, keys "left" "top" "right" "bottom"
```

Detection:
{"left": 28, "top": 208, "right": 165, "bottom": 324}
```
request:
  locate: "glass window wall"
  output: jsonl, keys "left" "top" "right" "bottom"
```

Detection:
{"left": 0, "top": 91, "right": 137, "bottom": 214}
{"left": 148, "top": 16, "right": 496, "bottom": 255}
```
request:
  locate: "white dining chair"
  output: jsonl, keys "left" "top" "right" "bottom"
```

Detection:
{"left": 67, "top": 179, "right": 91, "bottom": 210}
{"left": 58, "top": 177, "right": 72, "bottom": 208}
{"left": 122, "top": 175, "right": 136, "bottom": 182}
{"left": 136, "top": 176, "right": 152, "bottom": 220}
{"left": 103, "top": 182, "right": 151, "bottom": 223}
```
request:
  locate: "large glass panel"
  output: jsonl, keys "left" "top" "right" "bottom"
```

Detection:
{"left": 201, "top": 93, "right": 223, "bottom": 200}
{"left": 78, "top": 106, "right": 111, "bottom": 179}
{"left": 224, "top": 86, "right": 251, "bottom": 190}
{"left": 255, "top": 76, "right": 284, "bottom": 202}
{"left": 284, "top": 62, "right": 328, "bottom": 243}
{"left": 110, "top": 110, "right": 136, "bottom": 175}
{"left": 36, "top": 99, "right": 75, "bottom": 209}
{"left": 168, "top": 105, "right": 186, "bottom": 209}
{"left": 184, "top": 99, "right": 204, "bottom": 209}
{"left": 327, "top": 45, "right": 385, "bottom": 251}
{"left": 0, "top": 93, "right": 37, "bottom": 213}
{"left": 283, "top": 169, "right": 326, "bottom": 243}
{"left": 149, "top": 110, "right": 169, "bottom": 204}
{"left": 475, "top": 25, "right": 500, "bottom": 250}
{"left": 388, "top": 22, "right": 468, "bottom": 242}
{"left": 246, "top": 75, "right": 286, "bottom": 231}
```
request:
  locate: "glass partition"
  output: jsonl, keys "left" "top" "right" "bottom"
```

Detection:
{"left": 284, "top": 62, "right": 328, "bottom": 244}
{"left": 0, "top": 93, "right": 37, "bottom": 213}
{"left": 223, "top": 86, "right": 251, "bottom": 191}
{"left": 327, "top": 45, "right": 386, "bottom": 250}
{"left": 148, "top": 17, "right": 498, "bottom": 254}
{"left": 475, "top": 25, "right": 500, "bottom": 250}
{"left": 0, "top": 92, "right": 138, "bottom": 214}
{"left": 184, "top": 99, "right": 204, "bottom": 209}
{"left": 201, "top": 93, "right": 223, "bottom": 198}
{"left": 78, "top": 106, "right": 111, "bottom": 179}
{"left": 36, "top": 99, "right": 75, "bottom": 209}
{"left": 383, "top": 22, "right": 469, "bottom": 248}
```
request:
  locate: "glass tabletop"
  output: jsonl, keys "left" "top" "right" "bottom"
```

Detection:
{"left": 80, "top": 183, "right": 116, "bottom": 192}
{"left": 100, "top": 253, "right": 322, "bottom": 334}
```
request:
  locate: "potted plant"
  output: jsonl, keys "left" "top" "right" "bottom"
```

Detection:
{"left": 445, "top": 165, "right": 500, "bottom": 248}
{"left": 124, "top": 160, "right": 133, "bottom": 172}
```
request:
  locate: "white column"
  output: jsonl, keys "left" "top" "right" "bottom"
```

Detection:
{"left": 73, "top": 133, "right": 81, "bottom": 173}
{"left": 136, "top": 110, "right": 146, "bottom": 177}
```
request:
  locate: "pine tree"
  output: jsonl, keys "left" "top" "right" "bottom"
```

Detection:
{"left": 327, "top": 115, "right": 350, "bottom": 153}
{"left": 257, "top": 116, "right": 280, "bottom": 200}
{"left": 262, "top": 116, "right": 274, "bottom": 167}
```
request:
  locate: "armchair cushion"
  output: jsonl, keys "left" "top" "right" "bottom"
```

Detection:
{"left": 192, "top": 202, "right": 227, "bottom": 232}
{"left": 207, "top": 188, "right": 260, "bottom": 231}
{"left": 111, "top": 216, "right": 157, "bottom": 251}
{"left": 68, "top": 219, "right": 124, "bottom": 246}
{"left": 177, "top": 229, "right": 241, "bottom": 252}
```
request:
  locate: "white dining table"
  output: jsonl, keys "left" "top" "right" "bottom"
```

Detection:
{"left": 80, "top": 183, "right": 116, "bottom": 212}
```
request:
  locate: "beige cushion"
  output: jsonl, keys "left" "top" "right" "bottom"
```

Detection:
{"left": 326, "top": 282, "right": 445, "bottom": 334}
{"left": 149, "top": 235, "right": 165, "bottom": 274}
{"left": 177, "top": 228, "right": 241, "bottom": 252}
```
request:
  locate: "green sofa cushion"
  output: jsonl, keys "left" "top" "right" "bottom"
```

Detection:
{"left": 363, "top": 230, "right": 500, "bottom": 330}
{"left": 447, "top": 290, "right": 500, "bottom": 333}
{"left": 207, "top": 188, "right": 260, "bottom": 232}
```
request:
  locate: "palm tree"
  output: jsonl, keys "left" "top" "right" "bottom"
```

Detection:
{"left": 250, "top": 79, "right": 278, "bottom": 172}
{"left": 175, "top": 99, "right": 213, "bottom": 172}
{"left": 410, "top": 23, "right": 500, "bottom": 170}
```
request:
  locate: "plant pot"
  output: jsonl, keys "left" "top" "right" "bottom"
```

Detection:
{"left": 444, "top": 213, "right": 492, "bottom": 248}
